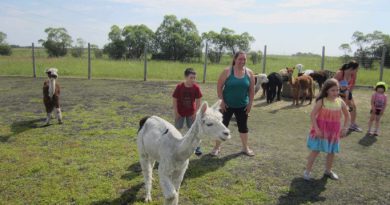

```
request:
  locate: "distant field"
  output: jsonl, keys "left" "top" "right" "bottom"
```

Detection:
{"left": 0, "top": 48, "right": 388, "bottom": 86}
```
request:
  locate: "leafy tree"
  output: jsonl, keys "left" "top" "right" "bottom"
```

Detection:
{"left": 39, "top": 27, "right": 72, "bottom": 57}
{"left": 153, "top": 15, "right": 202, "bottom": 61}
{"left": 0, "top": 31, "right": 12, "bottom": 56}
{"left": 103, "top": 25, "right": 126, "bottom": 59}
{"left": 71, "top": 38, "right": 86, "bottom": 58}
{"left": 339, "top": 43, "right": 352, "bottom": 63}
{"left": 249, "top": 50, "right": 262, "bottom": 65}
{"left": 122, "top": 24, "right": 154, "bottom": 59}
{"left": 202, "top": 28, "right": 255, "bottom": 63}
{"left": 91, "top": 44, "right": 103, "bottom": 59}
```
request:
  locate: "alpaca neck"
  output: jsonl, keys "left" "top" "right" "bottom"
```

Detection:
{"left": 176, "top": 116, "right": 202, "bottom": 160}
{"left": 48, "top": 78, "right": 56, "bottom": 98}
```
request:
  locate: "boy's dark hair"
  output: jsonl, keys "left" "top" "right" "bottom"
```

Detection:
{"left": 184, "top": 68, "right": 196, "bottom": 76}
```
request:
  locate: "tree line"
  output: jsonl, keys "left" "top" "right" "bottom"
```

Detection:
{"left": 339, "top": 30, "right": 390, "bottom": 68}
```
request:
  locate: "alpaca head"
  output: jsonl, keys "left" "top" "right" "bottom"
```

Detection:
{"left": 286, "top": 67, "right": 295, "bottom": 75}
{"left": 45, "top": 68, "right": 58, "bottom": 79}
{"left": 296, "top": 64, "right": 303, "bottom": 73}
{"left": 196, "top": 100, "right": 231, "bottom": 141}
{"left": 255, "top": 73, "right": 269, "bottom": 85}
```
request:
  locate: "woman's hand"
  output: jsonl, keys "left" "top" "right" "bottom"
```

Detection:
{"left": 340, "top": 127, "right": 348, "bottom": 138}
{"left": 315, "top": 127, "right": 323, "bottom": 138}
{"left": 245, "top": 103, "right": 252, "bottom": 114}
{"left": 220, "top": 100, "right": 227, "bottom": 112}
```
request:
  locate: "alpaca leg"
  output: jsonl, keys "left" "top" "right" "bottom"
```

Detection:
{"left": 45, "top": 112, "right": 51, "bottom": 125}
{"left": 140, "top": 158, "right": 153, "bottom": 202}
{"left": 159, "top": 168, "right": 177, "bottom": 205}
{"left": 55, "top": 108, "right": 63, "bottom": 124}
{"left": 276, "top": 84, "right": 282, "bottom": 101}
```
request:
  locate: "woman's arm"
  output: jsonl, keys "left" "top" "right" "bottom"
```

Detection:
{"left": 340, "top": 100, "right": 351, "bottom": 137}
{"left": 217, "top": 67, "right": 229, "bottom": 111}
{"left": 246, "top": 68, "right": 255, "bottom": 114}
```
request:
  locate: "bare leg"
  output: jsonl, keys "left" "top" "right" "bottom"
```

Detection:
{"left": 350, "top": 99, "right": 357, "bottom": 125}
{"left": 368, "top": 113, "right": 375, "bottom": 133}
{"left": 325, "top": 153, "right": 335, "bottom": 172}
{"left": 305, "top": 151, "right": 320, "bottom": 172}
{"left": 374, "top": 115, "right": 382, "bottom": 133}
{"left": 240, "top": 132, "right": 249, "bottom": 151}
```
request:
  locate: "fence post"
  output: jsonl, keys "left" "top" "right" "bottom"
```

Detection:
{"left": 203, "top": 41, "right": 208, "bottom": 83}
{"left": 88, "top": 43, "right": 91, "bottom": 80}
{"left": 321, "top": 46, "right": 325, "bottom": 70}
{"left": 262, "top": 45, "right": 267, "bottom": 73}
{"left": 380, "top": 47, "right": 386, "bottom": 81}
{"left": 144, "top": 46, "right": 147, "bottom": 81}
{"left": 32, "top": 43, "right": 36, "bottom": 78}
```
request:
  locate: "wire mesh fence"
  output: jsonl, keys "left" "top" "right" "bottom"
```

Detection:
{"left": 1, "top": 43, "right": 389, "bottom": 87}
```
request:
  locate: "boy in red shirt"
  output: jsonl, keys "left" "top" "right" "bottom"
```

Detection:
{"left": 172, "top": 68, "right": 203, "bottom": 156}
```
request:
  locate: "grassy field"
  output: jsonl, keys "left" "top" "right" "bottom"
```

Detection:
{"left": 0, "top": 76, "right": 389, "bottom": 204}
{"left": 0, "top": 48, "right": 389, "bottom": 86}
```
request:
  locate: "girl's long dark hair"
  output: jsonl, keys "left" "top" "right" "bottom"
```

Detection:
{"left": 232, "top": 51, "right": 246, "bottom": 66}
{"left": 316, "top": 78, "right": 339, "bottom": 102}
{"left": 340, "top": 60, "right": 359, "bottom": 71}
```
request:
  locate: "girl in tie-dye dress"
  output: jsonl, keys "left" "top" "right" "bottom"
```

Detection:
{"left": 304, "top": 79, "right": 350, "bottom": 181}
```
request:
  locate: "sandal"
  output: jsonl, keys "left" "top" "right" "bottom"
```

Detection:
{"left": 241, "top": 148, "right": 255, "bottom": 157}
{"left": 210, "top": 148, "right": 220, "bottom": 156}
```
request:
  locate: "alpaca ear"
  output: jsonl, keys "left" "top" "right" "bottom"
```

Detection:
{"left": 210, "top": 100, "right": 221, "bottom": 110}
{"left": 200, "top": 102, "right": 208, "bottom": 116}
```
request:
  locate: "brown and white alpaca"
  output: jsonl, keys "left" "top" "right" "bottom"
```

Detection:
{"left": 43, "top": 68, "right": 62, "bottom": 125}
{"left": 288, "top": 73, "right": 314, "bottom": 106}
{"left": 279, "top": 67, "right": 295, "bottom": 82}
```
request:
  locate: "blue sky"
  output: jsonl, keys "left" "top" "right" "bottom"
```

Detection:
{"left": 0, "top": 0, "right": 389, "bottom": 56}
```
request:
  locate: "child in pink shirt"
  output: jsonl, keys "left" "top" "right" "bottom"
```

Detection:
{"left": 368, "top": 82, "right": 388, "bottom": 136}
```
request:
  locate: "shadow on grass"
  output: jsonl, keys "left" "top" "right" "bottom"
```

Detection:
{"left": 184, "top": 152, "right": 242, "bottom": 180}
{"left": 358, "top": 133, "right": 377, "bottom": 146}
{"left": 278, "top": 176, "right": 329, "bottom": 205}
{"left": 90, "top": 182, "right": 144, "bottom": 205}
{"left": 0, "top": 118, "right": 45, "bottom": 142}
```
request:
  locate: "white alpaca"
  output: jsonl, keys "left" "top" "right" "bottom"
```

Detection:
{"left": 296, "top": 64, "right": 314, "bottom": 76}
{"left": 254, "top": 73, "right": 269, "bottom": 94}
{"left": 137, "top": 100, "right": 230, "bottom": 205}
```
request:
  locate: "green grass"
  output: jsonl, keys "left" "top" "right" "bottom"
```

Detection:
{"left": 0, "top": 76, "right": 389, "bottom": 204}
{"left": 1, "top": 48, "right": 389, "bottom": 86}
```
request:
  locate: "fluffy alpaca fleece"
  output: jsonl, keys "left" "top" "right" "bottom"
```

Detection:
{"left": 254, "top": 73, "right": 269, "bottom": 96}
{"left": 279, "top": 67, "right": 295, "bottom": 82}
{"left": 298, "top": 70, "right": 330, "bottom": 89}
{"left": 137, "top": 100, "right": 230, "bottom": 205}
{"left": 289, "top": 74, "right": 314, "bottom": 105}
{"left": 43, "top": 68, "right": 62, "bottom": 124}
{"left": 264, "top": 72, "right": 283, "bottom": 103}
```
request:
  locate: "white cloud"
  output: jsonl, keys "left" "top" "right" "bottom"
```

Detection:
{"left": 237, "top": 8, "right": 355, "bottom": 24}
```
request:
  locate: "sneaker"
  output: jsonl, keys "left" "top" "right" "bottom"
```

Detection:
{"left": 303, "top": 170, "right": 312, "bottom": 181}
{"left": 324, "top": 170, "right": 339, "bottom": 180}
{"left": 210, "top": 148, "right": 220, "bottom": 156}
{"left": 195, "top": 147, "right": 202, "bottom": 156}
{"left": 349, "top": 124, "right": 363, "bottom": 132}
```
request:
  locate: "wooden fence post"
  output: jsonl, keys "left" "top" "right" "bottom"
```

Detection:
{"left": 380, "top": 47, "right": 386, "bottom": 81}
{"left": 321, "top": 46, "right": 325, "bottom": 70}
{"left": 262, "top": 45, "right": 267, "bottom": 73}
{"left": 203, "top": 41, "right": 208, "bottom": 83}
{"left": 32, "top": 43, "right": 36, "bottom": 78}
{"left": 88, "top": 43, "right": 91, "bottom": 80}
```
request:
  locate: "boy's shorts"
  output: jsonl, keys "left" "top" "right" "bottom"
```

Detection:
{"left": 175, "top": 116, "right": 194, "bottom": 129}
